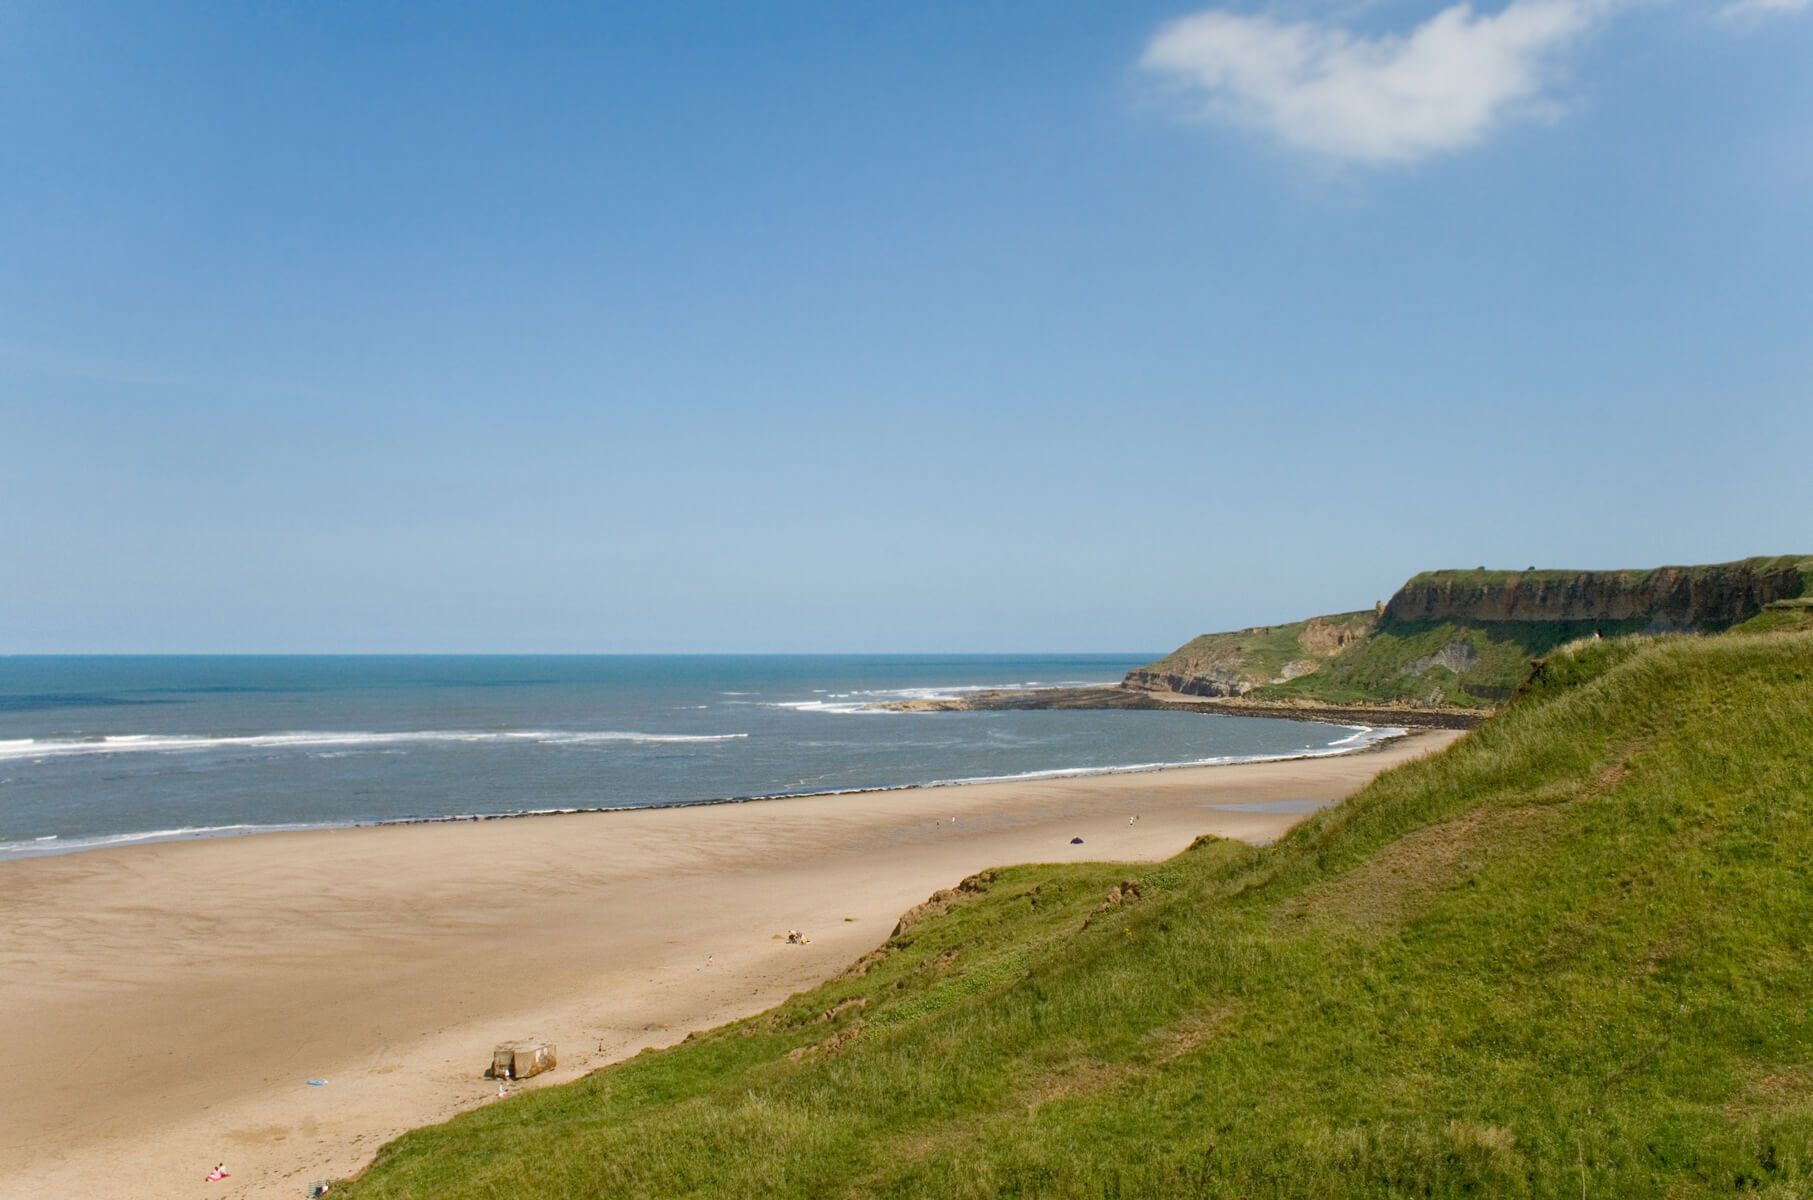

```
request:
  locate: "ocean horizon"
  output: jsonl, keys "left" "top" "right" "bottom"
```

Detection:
{"left": 0, "top": 655, "right": 1402, "bottom": 860}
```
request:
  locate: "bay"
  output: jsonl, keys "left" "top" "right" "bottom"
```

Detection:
{"left": 0, "top": 655, "right": 1395, "bottom": 858}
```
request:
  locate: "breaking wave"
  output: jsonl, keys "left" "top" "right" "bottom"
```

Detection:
{"left": 0, "top": 729, "right": 749, "bottom": 762}
{"left": 768, "top": 680, "right": 1110, "bottom": 715}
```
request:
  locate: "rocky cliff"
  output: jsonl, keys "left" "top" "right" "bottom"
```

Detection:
{"left": 1385, "top": 558, "right": 1808, "bottom": 631}
{"left": 1127, "top": 555, "right": 1811, "bottom": 711}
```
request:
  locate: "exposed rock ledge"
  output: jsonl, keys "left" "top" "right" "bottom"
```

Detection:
{"left": 880, "top": 685, "right": 1485, "bottom": 730}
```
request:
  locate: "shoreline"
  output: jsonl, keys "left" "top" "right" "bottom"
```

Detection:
{"left": 0, "top": 720, "right": 1409, "bottom": 863}
{"left": 0, "top": 727, "right": 1463, "bottom": 1199}
{"left": 884, "top": 683, "right": 1491, "bottom": 729}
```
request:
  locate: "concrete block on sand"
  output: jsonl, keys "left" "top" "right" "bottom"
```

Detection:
{"left": 490, "top": 1041, "right": 556, "bottom": 1079}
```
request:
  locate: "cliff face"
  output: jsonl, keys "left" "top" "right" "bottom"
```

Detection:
{"left": 1384, "top": 558, "right": 1807, "bottom": 631}
{"left": 1128, "top": 556, "right": 1811, "bottom": 711}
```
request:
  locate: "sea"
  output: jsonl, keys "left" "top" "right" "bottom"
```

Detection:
{"left": 0, "top": 655, "right": 1402, "bottom": 861}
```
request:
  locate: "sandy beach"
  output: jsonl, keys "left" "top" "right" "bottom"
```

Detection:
{"left": 0, "top": 729, "right": 1460, "bottom": 1199}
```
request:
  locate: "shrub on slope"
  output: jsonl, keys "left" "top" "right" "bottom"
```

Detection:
{"left": 341, "top": 631, "right": 1813, "bottom": 1199}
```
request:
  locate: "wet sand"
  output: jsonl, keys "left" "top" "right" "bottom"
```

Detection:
{"left": 0, "top": 728, "right": 1461, "bottom": 1199}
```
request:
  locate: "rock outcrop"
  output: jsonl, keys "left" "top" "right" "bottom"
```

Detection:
{"left": 1401, "top": 640, "right": 1481, "bottom": 677}
{"left": 1385, "top": 559, "right": 1806, "bottom": 631}
{"left": 1126, "top": 665, "right": 1253, "bottom": 698}
{"left": 1298, "top": 615, "right": 1370, "bottom": 655}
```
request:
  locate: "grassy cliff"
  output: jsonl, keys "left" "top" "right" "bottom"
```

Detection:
{"left": 1127, "top": 612, "right": 1617, "bottom": 708}
{"left": 338, "top": 627, "right": 1813, "bottom": 1198}
{"left": 1733, "top": 599, "right": 1813, "bottom": 637}
{"left": 1128, "top": 555, "right": 1812, "bottom": 709}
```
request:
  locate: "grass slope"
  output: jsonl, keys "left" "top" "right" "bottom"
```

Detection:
{"left": 1135, "top": 615, "right": 1614, "bottom": 709}
{"left": 341, "top": 631, "right": 1813, "bottom": 1199}
{"left": 1734, "top": 600, "right": 1813, "bottom": 637}
{"left": 1131, "top": 611, "right": 1378, "bottom": 690}
{"left": 1262, "top": 618, "right": 1642, "bottom": 707}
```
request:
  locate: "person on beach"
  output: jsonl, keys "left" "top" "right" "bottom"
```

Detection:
{"left": 206, "top": 1163, "right": 229, "bottom": 1181}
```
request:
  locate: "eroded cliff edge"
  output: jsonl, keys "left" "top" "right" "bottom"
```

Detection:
{"left": 1385, "top": 560, "right": 1806, "bottom": 628}
{"left": 1124, "top": 555, "right": 1811, "bottom": 710}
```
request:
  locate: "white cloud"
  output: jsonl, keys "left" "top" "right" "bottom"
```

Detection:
{"left": 1140, "top": 2, "right": 1617, "bottom": 165}
{"left": 1719, "top": 0, "right": 1810, "bottom": 24}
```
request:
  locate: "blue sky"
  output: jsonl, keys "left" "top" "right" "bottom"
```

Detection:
{"left": 3, "top": 0, "right": 1809, "bottom": 653}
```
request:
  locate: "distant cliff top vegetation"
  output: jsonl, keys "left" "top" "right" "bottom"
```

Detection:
{"left": 1398, "top": 554, "right": 1813, "bottom": 593}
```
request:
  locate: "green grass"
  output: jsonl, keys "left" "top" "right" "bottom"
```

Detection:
{"left": 1131, "top": 611, "right": 1379, "bottom": 692}
{"left": 1258, "top": 619, "right": 1648, "bottom": 707}
{"left": 1732, "top": 600, "right": 1813, "bottom": 636}
{"left": 339, "top": 630, "right": 1813, "bottom": 1199}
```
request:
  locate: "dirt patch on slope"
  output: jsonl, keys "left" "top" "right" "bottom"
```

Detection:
{"left": 1284, "top": 806, "right": 1564, "bottom": 936}
{"left": 1726, "top": 1066, "right": 1813, "bottom": 1122}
